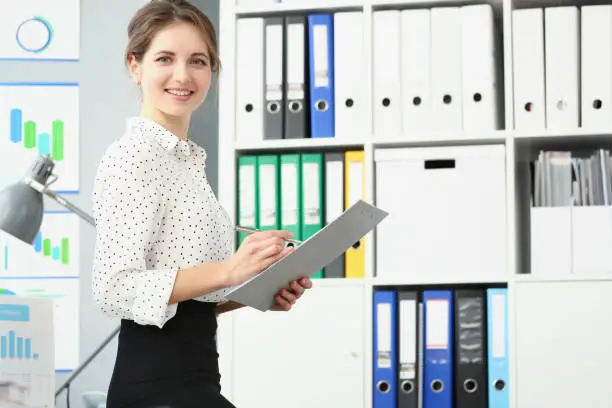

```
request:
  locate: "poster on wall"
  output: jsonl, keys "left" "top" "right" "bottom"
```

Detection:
{"left": 0, "top": 82, "right": 80, "bottom": 194}
{"left": 0, "top": 0, "right": 79, "bottom": 61}
{"left": 0, "top": 296, "right": 55, "bottom": 408}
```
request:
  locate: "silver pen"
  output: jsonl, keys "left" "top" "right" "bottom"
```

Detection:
{"left": 235, "top": 226, "right": 302, "bottom": 247}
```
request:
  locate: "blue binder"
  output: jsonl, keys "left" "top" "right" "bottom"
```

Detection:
{"left": 307, "top": 14, "right": 335, "bottom": 138}
{"left": 487, "top": 288, "right": 509, "bottom": 408}
{"left": 373, "top": 290, "right": 396, "bottom": 408}
{"left": 423, "top": 290, "right": 453, "bottom": 408}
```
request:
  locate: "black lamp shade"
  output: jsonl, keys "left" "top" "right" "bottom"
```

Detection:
{"left": 0, "top": 181, "right": 44, "bottom": 245}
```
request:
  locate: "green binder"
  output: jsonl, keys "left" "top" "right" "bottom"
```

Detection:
{"left": 256, "top": 155, "right": 280, "bottom": 231}
{"left": 300, "top": 153, "right": 324, "bottom": 278}
{"left": 280, "top": 154, "right": 302, "bottom": 243}
{"left": 236, "top": 155, "right": 259, "bottom": 248}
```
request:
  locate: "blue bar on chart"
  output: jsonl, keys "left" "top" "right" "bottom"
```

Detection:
{"left": 25, "top": 338, "right": 31, "bottom": 359}
{"left": 34, "top": 233, "right": 42, "bottom": 252}
{"left": 10, "top": 108, "right": 22, "bottom": 143}
{"left": 0, "top": 331, "right": 38, "bottom": 360}
{"left": 38, "top": 132, "right": 51, "bottom": 156}
{"left": 52, "top": 246, "right": 60, "bottom": 261}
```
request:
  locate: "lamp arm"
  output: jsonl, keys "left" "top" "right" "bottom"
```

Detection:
{"left": 24, "top": 178, "right": 95, "bottom": 226}
{"left": 22, "top": 177, "right": 120, "bottom": 401}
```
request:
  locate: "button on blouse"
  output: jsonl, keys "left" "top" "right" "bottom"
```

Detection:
{"left": 91, "top": 117, "right": 233, "bottom": 328}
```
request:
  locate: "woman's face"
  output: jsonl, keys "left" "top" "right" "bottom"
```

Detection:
{"left": 129, "top": 21, "right": 212, "bottom": 121}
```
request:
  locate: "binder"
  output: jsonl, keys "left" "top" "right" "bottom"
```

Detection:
{"left": 373, "top": 290, "right": 397, "bottom": 408}
{"left": 460, "top": 4, "right": 500, "bottom": 131}
{"left": 454, "top": 289, "right": 488, "bottom": 408}
{"left": 400, "top": 9, "right": 431, "bottom": 133}
{"left": 236, "top": 18, "right": 264, "bottom": 143}
{"left": 373, "top": 10, "right": 402, "bottom": 137}
{"left": 264, "top": 17, "right": 284, "bottom": 140}
{"left": 280, "top": 154, "right": 302, "bottom": 243}
{"left": 512, "top": 8, "right": 546, "bottom": 130}
{"left": 308, "top": 14, "right": 335, "bottom": 139}
{"left": 256, "top": 155, "right": 280, "bottom": 231}
{"left": 300, "top": 153, "right": 324, "bottom": 278}
{"left": 398, "top": 290, "right": 419, "bottom": 408}
{"left": 423, "top": 290, "right": 453, "bottom": 408}
{"left": 344, "top": 150, "right": 365, "bottom": 278}
{"left": 487, "top": 288, "right": 509, "bottom": 408}
{"left": 284, "top": 16, "right": 309, "bottom": 139}
{"left": 237, "top": 156, "right": 259, "bottom": 247}
{"left": 324, "top": 152, "right": 345, "bottom": 278}
{"left": 334, "top": 11, "right": 366, "bottom": 140}
{"left": 581, "top": 5, "right": 612, "bottom": 128}
{"left": 430, "top": 7, "right": 462, "bottom": 131}
{"left": 544, "top": 6, "right": 580, "bottom": 129}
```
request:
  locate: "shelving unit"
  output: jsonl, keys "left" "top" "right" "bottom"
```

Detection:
{"left": 215, "top": 0, "right": 612, "bottom": 407}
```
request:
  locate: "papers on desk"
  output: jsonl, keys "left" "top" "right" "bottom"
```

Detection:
{"left": 225, "top": 200, "right": 388, "bottom": 311}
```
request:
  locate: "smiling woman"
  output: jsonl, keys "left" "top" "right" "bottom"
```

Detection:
{"left": 90, "top": 0, "right": 312, "bottom": 407}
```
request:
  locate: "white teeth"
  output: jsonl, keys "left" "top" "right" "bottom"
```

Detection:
{"left": 167, "top": 89, "right": 191, "bottom": 96}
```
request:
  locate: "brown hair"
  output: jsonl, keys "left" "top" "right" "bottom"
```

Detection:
{"left": 125, "top": 0, "right": 221, "bottom": 73}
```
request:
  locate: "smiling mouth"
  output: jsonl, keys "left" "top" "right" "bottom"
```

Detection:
{"left": 165, "top": 88, "right": 194, "bottom": 96}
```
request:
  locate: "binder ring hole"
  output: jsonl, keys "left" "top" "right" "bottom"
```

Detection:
{"left": 316, "top": 99, "right": 328, "bottom": 112}
{"left": 285, "top": 242, "right": 295, "bottom": 249}
{"left": 267, "top": 101, "right": 280, "bottom": 114}
{"left": 556, "top": 100, "right": 567, "bottom": 111}
{"left": 401, "top": 380, "right": 414, "bottom": 394}
{"left": 289, "top": 101, "right": 302, "bottom": 113}
{"left": 382, "top": 97, "right": 391, "bottom": 107}
{"left": 494, "top": 379, "right": 506, "bottom": 391}
{"left": 376, "top": 380, "right": 390, "bottom": 394}
{"left": 464, "top": 379, "right": 478, "bottom": 393}
{"left": 594, "top": 99, "right": 603, "bottom": 109}
{"left": 352, "top": 240, "right": 361, "bottom": 250}
{"left": 413, "top": 96, "right": 422, "bottom": 106}
{"left": 345, "top": 98, "right": 354, "bottom": 107}
{"left": 473, "top": 93, "right": 482, "bottom": 102}
{"left": 443, "top": 94, "right": 452, "bottom": 104}
{"left": 524, "top": 102, "right": 533, "bottom": 112}
{"left": 431, "top": 380, "right": 444, "bottom": 393}
{"left": 245, "top": 103, "right": 253, "bottom": 112}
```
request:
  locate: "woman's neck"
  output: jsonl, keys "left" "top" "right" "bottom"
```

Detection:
{"left": 141, "top": 107, "right": 190, "bottom": 141}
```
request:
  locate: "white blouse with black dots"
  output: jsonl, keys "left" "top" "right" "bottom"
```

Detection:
{"left": 91, "top": 116, "right": 233, "bottom": 328}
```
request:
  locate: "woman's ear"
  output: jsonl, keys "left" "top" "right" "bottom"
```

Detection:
{"left": 127, "top": 54, "right": 141, "bottom": 85}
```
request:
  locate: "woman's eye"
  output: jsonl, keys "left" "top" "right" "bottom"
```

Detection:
{"left": 193, "top": 59, "right": 207, "bottom": 66}
{"left": 157, "top": 56, "right": 171, "bottom": 63}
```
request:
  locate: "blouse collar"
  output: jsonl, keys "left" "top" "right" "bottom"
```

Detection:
{"left": 129, "top": 116, "right": 193, "bottom": 156}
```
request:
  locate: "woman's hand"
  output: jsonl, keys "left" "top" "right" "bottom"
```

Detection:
{"left": 271, "top": 276, "right": 313, "bottom": 311}
{"left": 224, "top": 230, "right": 294, "bottom": 287}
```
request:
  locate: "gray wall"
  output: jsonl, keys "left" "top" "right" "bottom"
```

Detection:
{"left": 0, "top": 0, "right": 220, "bottom": 406}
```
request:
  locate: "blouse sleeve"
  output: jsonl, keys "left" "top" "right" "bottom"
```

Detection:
{"left": 91, "top": 143, "right": 178, "bottom": 328}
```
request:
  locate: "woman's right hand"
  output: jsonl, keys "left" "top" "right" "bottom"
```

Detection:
{"left": 224, "top": 230, "right": 294, "bottom": 287}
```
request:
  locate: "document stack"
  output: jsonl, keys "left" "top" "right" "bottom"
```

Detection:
{"left": 373, "top": 287, "right": 509, "bottom": 408}
{"left": 512, "top": 5, "right": 612, "bottom": 130}
{"left": 529, "top": 149, "right": 612, "bottom": 276}
{"left": 237, "top": 150, "right": 366, "bottom": 279}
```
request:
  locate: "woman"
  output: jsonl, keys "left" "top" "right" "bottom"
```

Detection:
{"left": 91, "top": 1, "right": 312, "bottom": 406}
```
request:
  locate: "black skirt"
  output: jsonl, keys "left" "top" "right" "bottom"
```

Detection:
{"left": 106, "top": 300, "right": 236, "bottom": 408}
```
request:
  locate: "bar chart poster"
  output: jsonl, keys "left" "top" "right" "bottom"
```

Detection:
{"left": 0, "top": 295, "right": 55, "bottom": 407}
{"left": 0, "top": 211, "right": 80, "bottom": 279}
{"left": 0, "top": 82, "right": 79, "bottom": 193}
{"left": 0, "top": 0, "right": 79, "bottom": 61}
{"left": 0, "top": 278, "right": 79, "bottom": 372}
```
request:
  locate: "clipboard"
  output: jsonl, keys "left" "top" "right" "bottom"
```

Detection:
{"left": 225, "top": 200, "right": 389, "bottom": 311}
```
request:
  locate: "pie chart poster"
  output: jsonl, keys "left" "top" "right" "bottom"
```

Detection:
{"left": 0, "top": 0, "right": 79, "bottom": 61}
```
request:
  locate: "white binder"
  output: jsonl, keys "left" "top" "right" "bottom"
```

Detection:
{"left": 581, "top": 5, "right": 612, "bottom": 129}
{"left": 236, "top": 18, "right": 264, "bottom": 143}
{"left": 545, "top": 6, "right": 580, "bottom": 130}
{"left": 400, "top": 8, "right": 431, "bottom": 134}
{"left": 373, "top": 10, "right": 402, "bottom": 138}
{"left": 430, "top": 7, "right": 463, "bottom": 131}
{"left": 334, "top": 11, "right": 366, "bottom": 141}
{"left": 512, "top": 8, "right": 546, "bottom": 130}
{"left": 460, "top": 4, "right": 500, "bottom": 131}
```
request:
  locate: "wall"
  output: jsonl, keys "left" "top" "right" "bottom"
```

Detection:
{"left": 0, "top": 0, "right": 220, "bottom": 406}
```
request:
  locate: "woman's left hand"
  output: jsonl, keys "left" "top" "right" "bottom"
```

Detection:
{"left": 271, "top": 276, "right": 313, "bottom": 311}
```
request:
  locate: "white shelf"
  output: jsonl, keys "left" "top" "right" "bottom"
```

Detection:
{"left": 513, "top": 273, "right": 612, "bottom": 283}
{"left": 235, "top": 0, "right": 364, "bottom": 15}
{"left": 372, "top": 275, "right": 508, "bottom": 286}
{"left": 234, "top": 137, "right": 366, "bottom": 152}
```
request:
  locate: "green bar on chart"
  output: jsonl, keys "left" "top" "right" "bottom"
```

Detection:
{"left": 52, "top": 120, "right": 64, "bottom": 161}
{"left": 43, "top": 239, "right": 51, "bottom": 257}
{"left": 61, "top": 238, "right": 69, "bottom": 264}
{"left": 24, "top": 121, "right": 36, "bottom": 149}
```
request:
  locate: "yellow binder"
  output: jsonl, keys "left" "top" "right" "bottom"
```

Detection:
{"left": 344, "top": 150, "right": 365, "bottom": 278}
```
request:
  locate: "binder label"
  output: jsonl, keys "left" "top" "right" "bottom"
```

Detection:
{"left": 491, "top": 293, "right": 506, "bottom": 358}
{"left": 303, "top": 162, "right": 321, "bottom": 225}
{"left": 281, "top": 163, "right": 298, "bottom": 225}
{"left": 259, "top": 164, "right": 277, "bottom": 227}
{"left": 313, "top": 24, "right": 329, "bottom": 88}
{"left": 239, "top": 164, "right": 256, "bottom": 227}
{"left": 376, "top": 302, "right": 392, "bottom": 368}
{"left": 426, "top": 299, "right": 449, "bottom": 350}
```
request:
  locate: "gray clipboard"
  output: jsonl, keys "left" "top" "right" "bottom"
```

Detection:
{"left": 225, "top": 200, "right": 389, "bottom": 311}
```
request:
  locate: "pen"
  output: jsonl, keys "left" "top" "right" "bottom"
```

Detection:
{"left": 235, "top": 226, "right": 302, "bottom": 246}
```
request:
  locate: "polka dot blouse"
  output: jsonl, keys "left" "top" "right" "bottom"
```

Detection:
{"left": 91, "top": 116, "right": 233, "bottom": 328}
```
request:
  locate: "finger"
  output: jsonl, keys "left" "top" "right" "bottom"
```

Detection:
{"left": 254, "top": 236, "right": 285, "bottom": 256}
{"left": 274, "top": 294, "right": 291, "bottom": 311}
{"left": 290, "top": 281, "right": 305, "bottom": 297}
{"left": 257, "top": 245, "right": 293, "bottom": 272}
{"left": 280, "top": 288, "right": 297, "bottom": 304}
{"left": 299, "top": 277, "right": 313, "bottom": 289}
